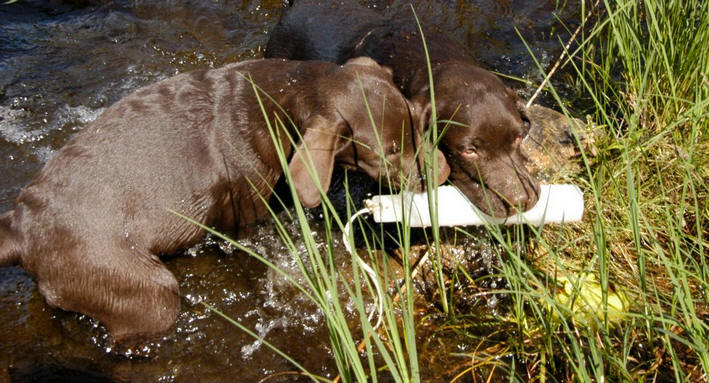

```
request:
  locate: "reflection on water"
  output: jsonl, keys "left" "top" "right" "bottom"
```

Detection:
{"left": 0, "top": 0, "right": 580, "bottom": 380}
{"left": 3, "top": 212, "right": 342, "bottom": 382}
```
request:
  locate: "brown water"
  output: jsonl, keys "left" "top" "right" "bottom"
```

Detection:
{"left": 0, "top": 0, "right": 582, "bottom": 381}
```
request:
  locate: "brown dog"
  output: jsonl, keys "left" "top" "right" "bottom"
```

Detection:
{"left": 266, "top": 0, "right": 540, "bottom": 216}
{"left": 0, "top": 57, "right": 449, "bottom": 341}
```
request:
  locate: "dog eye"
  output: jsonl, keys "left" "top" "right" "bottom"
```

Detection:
{"left": 461, "top": 147, "right": 479, "bottom": 159}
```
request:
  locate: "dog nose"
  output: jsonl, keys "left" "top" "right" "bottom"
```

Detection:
{"left": 509, "top": 192, "right": 532, "bottom": 212}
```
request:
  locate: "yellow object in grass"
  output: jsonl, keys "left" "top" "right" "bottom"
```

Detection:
{"left": 550, "top": 273, "right": 629, "bottom": 328}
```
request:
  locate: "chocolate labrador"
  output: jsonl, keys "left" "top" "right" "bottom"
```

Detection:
{"left": 0, "top": 57, "right": 449, "bottom": 341}
{"left": 265, "top": 0, "right": 540, "bottom": 216}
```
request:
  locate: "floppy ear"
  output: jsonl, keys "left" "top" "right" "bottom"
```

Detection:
{"left": 407, "top": 98, "right": 451, "bottom": 184}
{"left": 516, "top": 99, "right": 532, "bottom": 136}
{"left": 506, "top": 87, "right": 532, "bottom": 136}
{"left": 410, "top": 98, "right": 432, "bottom": 134}
{"left": 288, "top": 115, "right": 348, "bottom": 208}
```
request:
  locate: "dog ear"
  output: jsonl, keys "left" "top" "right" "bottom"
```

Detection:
{"left": 517, "top": 100, "right": 532, "bottom": 136}
{"left": 406, "top": 98, "right": 451, "bottom": 185}
{"left": 506, "top": 88, "right": 532, "bottom": 136}
{"left": 288, "top": 115, "right": 347, "bottom": 208}
{"left": 408, "top": 96, "right": 432, "bottom": 134}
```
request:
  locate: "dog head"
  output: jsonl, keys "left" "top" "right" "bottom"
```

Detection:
{"left": 288, "top": 57, "right": 450, "bottom": 208}
{"left": 411, "top": 62, "right": 540, "bottom": 217}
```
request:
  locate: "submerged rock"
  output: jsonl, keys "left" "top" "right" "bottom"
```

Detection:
{"left": 523, "top": 104, "right": 599, "bottom": 181}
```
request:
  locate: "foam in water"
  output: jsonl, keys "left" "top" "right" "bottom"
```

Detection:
{"left": 0, "top": 103, "right": 103, "bottom": 145}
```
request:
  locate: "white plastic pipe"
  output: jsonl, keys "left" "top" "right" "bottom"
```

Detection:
{"left": 364, "top": 184, "right": 584, "bottom": 227}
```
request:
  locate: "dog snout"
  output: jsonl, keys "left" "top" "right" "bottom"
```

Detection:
{"left": 505, "top": 175, "right": 540, "bottom": 212}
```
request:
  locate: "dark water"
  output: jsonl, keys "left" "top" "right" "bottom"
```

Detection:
{"left": 0, "top": 0, "right": 581, "bottom": 381}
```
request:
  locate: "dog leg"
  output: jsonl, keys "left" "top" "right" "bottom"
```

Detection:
{"left": 36, "top": 246, "right": 180, "bottom": 342}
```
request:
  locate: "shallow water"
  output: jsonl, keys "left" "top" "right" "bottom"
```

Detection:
{"left": 0, "top": 0, "right": 582, "bottom": 381}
